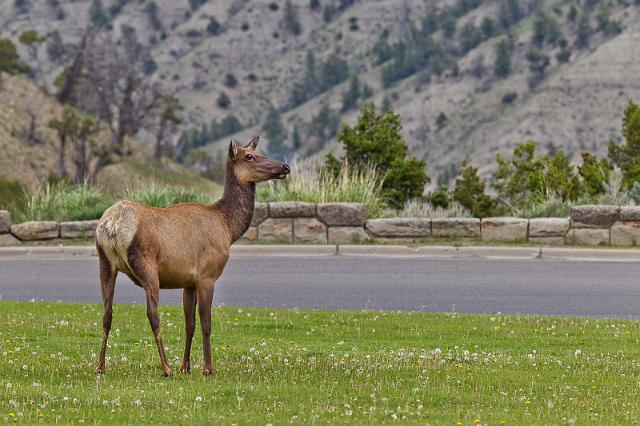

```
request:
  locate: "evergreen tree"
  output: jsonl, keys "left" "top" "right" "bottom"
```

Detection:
{"left": 578, "top": 152, "right": 611, "bottom": 197}
{"left": 493, "top": 38, "right": 511, "bottom": 78}
{"left": 341, "top": 75, "right": 361, "bottom": 112}
{"left": 452, "top": 159, "right": 497, "bottom": 218}
{"left": 608, "top": 100, "right": 640, "bottom": 187}
{"left": 206, "top": 17, "right": 222, "bottom": 36}
{"left": 89, "top": 0, "right": 109, "bottom": 27}
{"left": 576, "top": 11, "right": 592, "bottom": 48}
{"left": 333, "top": 103, "right": 430, "bottom": 208}
{"left": 217, "top": 92, "right": 231, "bottom": 108}
{"left": 526, "top": 50, "right": 550, "bottom": 87}
{"left": 263, "top": 106, "right": 288, "bottom": 157}
{"left": 0, "top": 38, "right": 29, "bottom": 75}
{"left": 480, "top": 17, "right": 495, "bottom": 38}
{"left": 283, "top": 0, "right": 302, "bottom": 35}
{"left": 291, "top": 124, "right": 302, "bottom": 151}
{"left": 459, "top": 21, "right": 483, "bottom": 53}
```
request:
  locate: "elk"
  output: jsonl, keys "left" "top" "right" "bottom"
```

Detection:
{"left": 95, "top": 136, "right": 289, "bottom": 376}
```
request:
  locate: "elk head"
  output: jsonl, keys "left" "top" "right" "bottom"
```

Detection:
{"left": 228, "top": 136, "right": 290, "bottom": 182}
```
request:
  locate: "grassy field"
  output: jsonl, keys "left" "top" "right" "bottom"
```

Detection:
{"left": 1, "top": 302, "right": 639, "bottom": 424}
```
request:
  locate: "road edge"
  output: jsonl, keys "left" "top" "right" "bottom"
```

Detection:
{"left": 1, "top": 244, "right": 639, "bottom": 262}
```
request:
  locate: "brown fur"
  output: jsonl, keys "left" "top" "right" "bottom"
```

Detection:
{"left": 95, "top": 136, "right": 288, "bottom": 376}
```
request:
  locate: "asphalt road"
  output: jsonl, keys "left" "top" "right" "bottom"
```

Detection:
{"left": 1, "top": 255, "right": 640, "bottom": 318}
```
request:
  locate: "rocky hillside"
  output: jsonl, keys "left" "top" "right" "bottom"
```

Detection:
{"left": 0, "top": 74, "right": 221, "bottom": 196}
{"left": 1, "top": 0, "right": 639, "bottom": 184}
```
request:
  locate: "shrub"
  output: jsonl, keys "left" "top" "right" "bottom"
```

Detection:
{"left": 395, "top": 199, "right": 472, "bottom": 218}
{"left": 257, "top": 158, "right": 384, "bottom": 218}
{"left": 217, "top": 92, "right": 231, "bottom": 108}
{"left": 501, "top": 92, "right": 517, "bottom": 104}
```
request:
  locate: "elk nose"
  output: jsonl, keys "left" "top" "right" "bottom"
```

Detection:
{"left": 282, "top": 164, "right": 290, "bottom": 174}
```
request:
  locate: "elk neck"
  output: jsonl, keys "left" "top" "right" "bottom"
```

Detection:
{"left": 214, "top": 158, "right": 256, "bottom": 243}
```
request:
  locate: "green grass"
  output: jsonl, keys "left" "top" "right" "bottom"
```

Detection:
{"left": 1, "top": 301, "right": 639, "bottom": 424}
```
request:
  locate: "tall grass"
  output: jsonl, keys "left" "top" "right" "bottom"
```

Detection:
{"left": 15, "top": 182, "right": 113, "bottom": 223}
{"left": 12, "top": 182, "right": 213, "bottom": 223}
{"left": 257, "top": 159, "right": 385, "bottom": 218}
{"left": 125, "top": 182, "right": 212, "bottom": 208}
{"left": 394, "top": 199, "right": 473, "bottom": 218}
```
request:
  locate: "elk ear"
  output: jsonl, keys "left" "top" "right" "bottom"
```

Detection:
{"left": 245, "top": 135, "right": 260, "bottom": 151}
{"left": 228, "top": 140, "right": 238, "bottom": 160}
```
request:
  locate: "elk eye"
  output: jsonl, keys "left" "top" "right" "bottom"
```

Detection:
{"left": 245, "top": 154, "right": 254, "bottom": 160}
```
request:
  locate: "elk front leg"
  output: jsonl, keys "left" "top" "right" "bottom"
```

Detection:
{"left": 180, "top": 287, "right": 197, "bottom": 374}
{"left": 197, "top": 280, "right": 215, "bottom": 375}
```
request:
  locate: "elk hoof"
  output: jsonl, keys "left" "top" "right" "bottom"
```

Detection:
{"left": 96, "top": 365, "right": 106, "bottom": 375}
{"left": 179, "top": 363, "right": 191, "bottom": 374}
{"left": 202, "top": 367, "right": 215, "bottom": 376}
{"left": 162, "top": 367, "right": 173, "bottom": 377}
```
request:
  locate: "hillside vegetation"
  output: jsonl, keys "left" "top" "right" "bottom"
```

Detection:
{"left": 1, "top": 0, "right": 638, "bottom": 185}
{"left": 0, "top": 74, "right": 220, "bottom": 200}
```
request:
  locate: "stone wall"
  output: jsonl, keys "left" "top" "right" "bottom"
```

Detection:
{"left": 2, "top": 204, "right": 640, "bottom": 247}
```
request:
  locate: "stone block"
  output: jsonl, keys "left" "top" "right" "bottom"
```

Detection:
{"left": 251, "top": 203, "right": 269, "bottom": 226}
{"left": 610, "top": 221, "right": 640, "bottom": 247}
{"left": 365, "top": 218, "right": 431, "bottom": 238}
{"left": 565, "top": 228, "right": 610, "bottom": 246}
{"left": 619, "top": 206, "right": 640, "bottom": 222}
{"left": 269, "top": 201, "right": 315, "bottom": 218}
{"left": 481, "top": 217, "right": 528, "bottom": 241}
{"left": 528, "top": 218, "right": 570, "bottom": 237}
{"left": 60, "top": 220, "right": 99, "bottom": 238}
{"left": 257, "top": 218, "right": 292, "bottom": 242}
{"left": 0, "top": 233, "right": 21, "bottom": 245}
{"left": 10, "top": 221, "right": 59, "bottom": 241}
{"left": 570, "top": 205, "right": 619, "bottom": 228}
{"left": 294, "top": 218, "right": 327, "bottom": 243}
{"left": 0, "top": 210, "right": 10, "bottom": 234}
{"left": 528, "top": 236, "right": 565, "bottom": 246}
{"left": 316, "top": 203, "right": 365, "bottom": 226}
{"left": 431, "top": 218, "right": 480, "bottom": 238}
{"left": 240, "top": 226, "right": 258, "bottom": 241}
{"left": 328, "top": 226, "right": 370, "bottom": 244}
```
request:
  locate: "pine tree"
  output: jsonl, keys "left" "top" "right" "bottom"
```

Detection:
{"left": 493, "top": 38, "right": 511, "bottom": 78}
{"left": 333, "top": 103, "right": 430, "bottom": 208}
{"left": 576, "top": 12, "right": 592, "bottom": 48}
{"left": 89, "top": 0, "right": 109, "bottom": 27}
{"left": 283, "top": 0, "right": 302, "bottom": 35}
{"left": 263, "top": 106, "right": 288, "bottom": 157}
{"left": 341, "top": 75, "right": 360, "bottom": 112}
{"left": 452, "top": 159, "right": 497, "bottom": 218}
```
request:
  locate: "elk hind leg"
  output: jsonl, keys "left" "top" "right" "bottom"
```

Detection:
{"left": 130, "top": 255, "right": 172, "bottom": 377}
{"left": 97, "top": 246, "right": 117, "bottom": 374}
